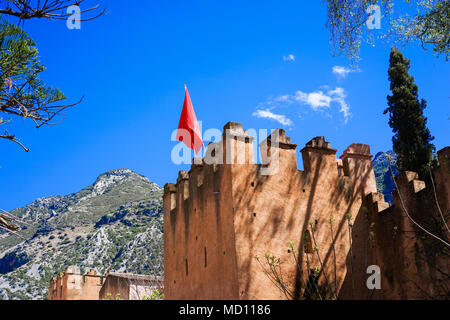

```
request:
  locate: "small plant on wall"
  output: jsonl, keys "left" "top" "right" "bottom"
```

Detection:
{"left": 142, "top": 289, "right": 165, "bottom": 300}
{"left": 101, "top": 293, "right": 123, "bottom": 300}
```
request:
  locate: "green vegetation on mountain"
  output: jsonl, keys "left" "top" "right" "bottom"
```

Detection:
{"left": 0, "top": 169, "right": 163, "bottom": 300}
{"left": 372, "top": 151, "right": 398, "bottom": 204}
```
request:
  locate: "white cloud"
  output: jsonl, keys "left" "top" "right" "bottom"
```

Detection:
{"left": 283, "top": 54, "right": 295, "bottom": 62}
{"left": 295, "top": 90, "right": 332, "bottom": 110}
{"left": 332, "top": 65, "right": 361, "bottom": 78}
{"left": 274, "top": 94, "right": 292, "bottom": 102}
{"left": 254, "top": 87, "right": 352, "bottom": 124}
{"left": 252, "top": 109, "right": 293, "bottom": 126}
{"left": 328, "top": 87, "right": 351, "bottom": 122}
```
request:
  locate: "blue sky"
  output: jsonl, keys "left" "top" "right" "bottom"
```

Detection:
{"left": 0, "top": 0, "right": 448, "bottom": 211}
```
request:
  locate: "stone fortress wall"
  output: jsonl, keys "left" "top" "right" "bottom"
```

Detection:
{"left": 163, "top": 122, "right": 449, "bottom": 300}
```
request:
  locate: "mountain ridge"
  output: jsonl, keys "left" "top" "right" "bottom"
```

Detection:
{"left": 0, "top": 168, "right": 164, "bottom": 300}
{"left": 372, "top": 150, "right": 398, "bottom": 204}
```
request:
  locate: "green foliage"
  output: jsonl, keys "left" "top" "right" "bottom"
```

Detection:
{"left": 373, "top": 151, "right": 398, "bottom": 203}
{"left": 384, "top": 48, "right": 436, "bottom": 179}
{"left": 288, "top": 241, "right": 297, "bottom": 254}
{"left": 324, "top": 0, "right": 449, "bottom": 64}
{"left": 388, "top": 0, "right": 449, "bottom": 59}
{"left": 255, "top": 251, "right": 293, "bottom": 299}
{"left": 0, "top": 18, "right": 67, "bottom": 149}
{"left": 142, "top": 289, "right": 165, "bottom": 300}
{"left": 369, "top": 222, "right": 376, "bottom": 242}
{"left": 255, "top": 240, "right": 337, "bottom": 300}
{"left": 325, "top": 0, "right": 389, "bottom": 64}
{"left": 101, "top": 293, "right": 123, "bottom": 300}
{"left": 309, "top": 220, "right": 317, "bottom": 231}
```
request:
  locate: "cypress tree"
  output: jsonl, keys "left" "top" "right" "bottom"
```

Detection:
{"left": 384, "top": 48, "right": 436, "bottom": 179}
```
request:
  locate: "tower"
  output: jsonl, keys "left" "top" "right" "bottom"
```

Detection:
{"left": 163, "top": 122, "right": 378, "bottom": 299}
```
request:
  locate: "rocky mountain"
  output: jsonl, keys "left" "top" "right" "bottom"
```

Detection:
{"left": 0, "top": 169, "right": 163, "bottom": 300}
{"left": 372, "top": 151, "right": 398, "bottom": 204}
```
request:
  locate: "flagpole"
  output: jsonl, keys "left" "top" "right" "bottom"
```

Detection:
{"left": 202, "top": 142, "right": 207, "bottom": 157}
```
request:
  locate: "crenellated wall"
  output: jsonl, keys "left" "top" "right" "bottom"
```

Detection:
{"left": 48, "top": 267, "right": 164, "bottom": 300}
{"left": 358, "top": 147, "right": 450, "bottom": 299}
{"left": 163, "top": 122, "right": 380, "bottom": 300}
{"left": 48, "top": 266, "right": 103, "bottom": 300}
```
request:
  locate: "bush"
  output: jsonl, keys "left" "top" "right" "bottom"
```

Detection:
{"left": 101, "top": 293, "right": 123, "bottom": 300}
{"left": 142, "top": 289, "right": 164, "bottom": 300}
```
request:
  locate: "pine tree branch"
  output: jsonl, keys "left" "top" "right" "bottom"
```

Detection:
{"left": 0, "top": 0, "right": 105, "bottom": 21}
{"left": 0, "top": 130, "right": 30, "bottom": 151}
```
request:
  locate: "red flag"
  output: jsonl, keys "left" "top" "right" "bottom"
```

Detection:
{"left": 176, "top": 85, "right": 203, "bottom": 155}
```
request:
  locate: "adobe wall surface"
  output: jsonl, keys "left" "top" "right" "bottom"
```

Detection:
{"left": 232, "top": 131, "right": 377, "bottom": 299}
{"left": 164, "top": 155, "right": 239, "bottom": 299}
{"left": 99, "top": 276, "right": 129, "bottom": 300}
{"left": 164, "top": 122, "right": 378, "bottom": 300}
{"left": 49, "top": 269, "right": 164, "bottom": 300}
{"left": 99, "top": 274, "right": 163, "bottom": 300}
{"left": 99, "top": 274, "right": 130, "bottom": 300}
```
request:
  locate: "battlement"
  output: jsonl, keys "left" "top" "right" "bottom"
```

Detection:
{"left": 48, "top": 267, "right": 164, "bottom": 300}
{"left": 367, "top": 146, "right": 450, "bottom": 216}
{"left": 163, "top": 121, "right": 379, "bottom": 300}
{"left": 304, "top": 136, "right": 333, "bottom": 149}
{"left": 359, "top": 146, "right": 449, "bottom": 299}
{"left": 48, "top": 266, "right": 103, "bottom": 300}
{"left": 340, "top": 142, "right": 372, "bottom": 158}
{"left": 163, "top": 121, "right": 449, "bottom": 300}
{"left": 164, "top": 122, "right": 376, "bottom": 202}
